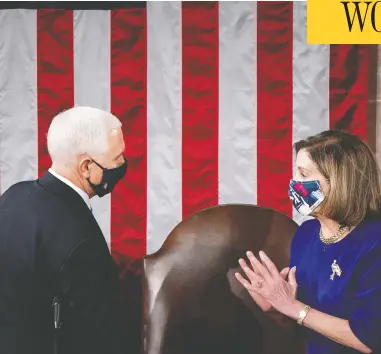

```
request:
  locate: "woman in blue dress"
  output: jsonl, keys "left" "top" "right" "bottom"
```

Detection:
{"left": 235, "top": 130, "right": 381, "bottom": 354}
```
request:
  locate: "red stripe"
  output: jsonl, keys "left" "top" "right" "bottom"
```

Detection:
{"left": 110, "top": 9, "right": 147, "bottom": 260}
{"left": 329, "top": 45, "right": 371, "bottom": 142}
{"left": 257, "top": 2, "right": 293, "bottom": 217}
{"left": 37, "top": 10, "right": 74, "bottom": 176}
{"left": 182, "top": 2, "right": 219, "bottom": 220}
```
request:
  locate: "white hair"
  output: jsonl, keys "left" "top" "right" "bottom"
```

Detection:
{"left": 47, "top": 106, "right": 122, "bottom": 165}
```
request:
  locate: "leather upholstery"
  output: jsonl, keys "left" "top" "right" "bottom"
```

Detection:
{"left": 143, "top": 205, "right": 307, "bottom": 354}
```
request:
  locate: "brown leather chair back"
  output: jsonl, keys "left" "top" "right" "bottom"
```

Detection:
{"left": 143, "top": 205, "right": 306, "bottom": 354}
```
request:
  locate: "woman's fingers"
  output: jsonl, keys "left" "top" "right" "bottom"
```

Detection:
{"left": 246, "top": 251, "right": 271, "bottom": 280}
{"left": 235, "top": 272, "right": 252, "bottom": 289}
{"left": 280, "top": 267, "right": 290, "bottom": 279}
{"left": 237, "top": 258, "right": 266, "bottom": 293}
{"left": 259, "top": 251, "right": 280, "bottom": 278}
{"left": 288, "top": 266, "right": 298, "bottom": 288}
{"left": 235, "top": 271, "right": 264, "bottom": 293}
{"left": 238, "top": 258, "right": 262, "bottom": 282}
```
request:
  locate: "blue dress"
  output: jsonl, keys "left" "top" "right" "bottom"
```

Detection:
{"left": 290, "top": 219, "right": 381, "bottom": 354}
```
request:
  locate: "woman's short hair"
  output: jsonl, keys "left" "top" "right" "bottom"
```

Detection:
{"left": 294, "top": 130, "right": 381, "bottom": 226}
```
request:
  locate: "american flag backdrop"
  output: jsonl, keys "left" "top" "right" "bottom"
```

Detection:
{"left": 0, "top": 1, "right": 380, "bottom": 266}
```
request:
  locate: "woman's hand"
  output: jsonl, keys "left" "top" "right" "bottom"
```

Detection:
{"left": 236, "top": 251, "right": 373, "bottom": 354}
{"left": 235, "top": 250, "right": 298, "bottom": 314}
{"left": 241, "top": 266, "right": 291, "bottom": 312}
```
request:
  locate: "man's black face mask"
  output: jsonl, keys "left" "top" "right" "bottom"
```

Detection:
{"left": 87, "top": 158, "right": 127, "bottom": 197}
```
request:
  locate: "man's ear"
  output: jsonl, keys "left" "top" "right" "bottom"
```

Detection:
{"left": 79, "top": 157, "right": 92, "bottom": 178}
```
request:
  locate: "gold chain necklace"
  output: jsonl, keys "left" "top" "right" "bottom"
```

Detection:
{"left": 319, "top": 225, "right": 350, "bottom": 245}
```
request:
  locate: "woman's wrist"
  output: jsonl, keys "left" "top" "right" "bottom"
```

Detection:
{"left": 276, "top": 299, "right": 306, "bottom": 321}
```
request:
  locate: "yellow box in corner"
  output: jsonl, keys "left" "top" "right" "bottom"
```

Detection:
{"left": 307, "top": 0, "right": 381, "bottom": 44}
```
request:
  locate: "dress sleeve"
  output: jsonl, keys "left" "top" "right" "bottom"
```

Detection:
{"left": 348, "top": 243, "right": 381, "bottom": 352}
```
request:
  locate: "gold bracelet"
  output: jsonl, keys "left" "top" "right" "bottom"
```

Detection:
{"left": 297, "top": 305, "right": 311, "bottom": 325}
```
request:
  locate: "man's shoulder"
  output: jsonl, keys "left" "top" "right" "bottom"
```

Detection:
{"left": 1, "top": 179, "right": 59, "bottom": 218}
{"left": 0, "top": 180, "right": 40, "bottom": 206}
{"left": 3, "top": 179, "right": 35, "bottom": 191}
{"left": 1, "top": 179, "right": 42, "bottom": 197}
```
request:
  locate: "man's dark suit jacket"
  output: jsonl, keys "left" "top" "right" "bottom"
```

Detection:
{"left": 0, "top": 172, "right": 126, "bottom": 354}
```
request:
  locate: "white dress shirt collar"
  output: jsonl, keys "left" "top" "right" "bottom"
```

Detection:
{"left": 48, "top": 168, "right": 91, "bottom": 210}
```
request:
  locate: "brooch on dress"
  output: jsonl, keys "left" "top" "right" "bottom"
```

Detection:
{"left": 330, "top": 260, "right": 342, "bottom": 280}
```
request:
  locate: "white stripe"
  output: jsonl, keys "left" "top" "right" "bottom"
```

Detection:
{"left": 292, "top": 2, "right": 330, "bottom": 225}
{"left": 0, "top": 10, "right": 38, "bottom": 194}
{"left": 74, "top": 10, "right": 112, "bottom": 248}
{"left": 146, "top": 2, "right": 182, "bottom": 254}
{"left": 218, "top": 1, "right": 257, "bottom": 205}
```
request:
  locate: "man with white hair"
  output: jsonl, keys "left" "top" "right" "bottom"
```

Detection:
{"left": 0, "top": 106, "right": 128, "bottom": 354}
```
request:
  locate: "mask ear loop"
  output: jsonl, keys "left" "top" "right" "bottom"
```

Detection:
{"left": 91, "top": 159, "right": 106, "bottom": 171}
{"left": 86, "top": 159, "right": 105, "bottom": 192}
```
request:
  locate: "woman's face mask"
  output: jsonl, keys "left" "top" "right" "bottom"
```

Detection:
{"left": 288, "top": 179, "right": 325, "bottom": 216}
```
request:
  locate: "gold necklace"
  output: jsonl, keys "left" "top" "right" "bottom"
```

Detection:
{"left": 319, "top": 225, "right": 350, "bottom": 245}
